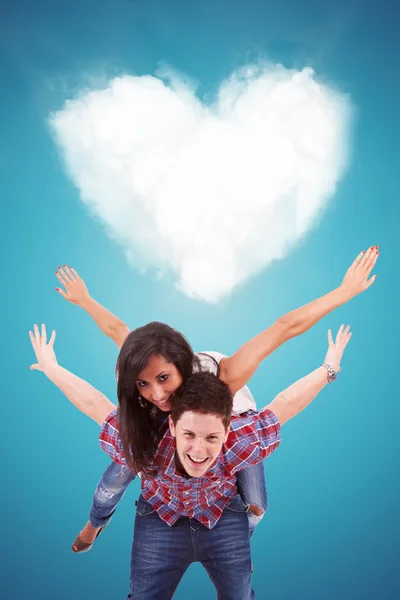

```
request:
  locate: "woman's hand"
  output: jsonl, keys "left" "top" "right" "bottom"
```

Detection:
{"left": 29, "top": 324, "right": 57, "bottom": 373}
{"left": 54, "top": 265, "right": 130, "bottom": 348}
{"left": 55, "top": 266, "right": 90, "bottom": 306}
{"left": 340, "top": 246, "right": 378, "bottom": 300}
{"left": 324, "top": 324, "right": 352, "bottom": 373}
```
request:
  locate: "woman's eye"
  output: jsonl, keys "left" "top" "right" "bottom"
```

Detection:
{"left": 137, "top": 382, "right": 147, "bottom": 388}
{"left": 159, "top": 374, "right": 169, "bottom": 382}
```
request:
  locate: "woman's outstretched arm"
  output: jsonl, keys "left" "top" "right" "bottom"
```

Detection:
{"left": 55, "top": 266, "right": 130, "bottom": 348}
{"left": 29, "top": 324, "right": 116, "bottom": 425}
{"left": 220, "top": 246, "right": 378, "bottom": 394}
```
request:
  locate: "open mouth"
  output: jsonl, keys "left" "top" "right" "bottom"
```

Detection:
{"left": 155, "top": 395, "right": 172, "bottom": 405}
{"left": 187, "top": 454, "right": 208, "bottom": 467}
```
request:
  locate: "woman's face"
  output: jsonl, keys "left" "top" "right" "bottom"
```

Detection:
{"left": 136, "top": 354, "right": 183, "bottom": 412}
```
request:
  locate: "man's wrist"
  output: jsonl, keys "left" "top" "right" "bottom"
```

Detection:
{"left": 322, "top": 362, "right": 338, "bottom": 383}
{"left": 43, "top": 362, "right": 60, "bottom": 379}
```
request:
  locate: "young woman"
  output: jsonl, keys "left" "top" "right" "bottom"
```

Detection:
{"left": 47, "top": 246, "right": 378, "bottom": 552}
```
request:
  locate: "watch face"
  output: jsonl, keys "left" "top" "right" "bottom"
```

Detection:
{"left": 329, "top": 370, "right": 337, "bottom": 382}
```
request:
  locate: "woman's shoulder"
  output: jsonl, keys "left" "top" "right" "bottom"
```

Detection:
{"left": 193, "top": 351, "right": 226, "bottom": 372}
{"left": 194, "top": 352, "right": 256, "bottom": 413}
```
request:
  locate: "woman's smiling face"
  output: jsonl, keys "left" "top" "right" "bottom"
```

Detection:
{"left": 136, "top": 354, "right": 183, "bottom": 412}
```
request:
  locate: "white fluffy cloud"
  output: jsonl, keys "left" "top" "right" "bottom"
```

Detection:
{"left": 50, "top": 63, "right": 351, "bottom": 302}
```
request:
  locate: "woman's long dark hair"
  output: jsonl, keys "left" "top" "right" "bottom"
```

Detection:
{"left": 117, "top": 321, "right": 204, "bottom": 476}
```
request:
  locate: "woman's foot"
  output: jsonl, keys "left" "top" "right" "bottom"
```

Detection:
{"left": 71, "top": 521, "right": 105, "bottom": 553}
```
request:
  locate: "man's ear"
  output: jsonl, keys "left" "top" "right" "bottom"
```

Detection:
{"left": 223, "top": 425, "right": 230, "bottom": 443}
{"left": 169, "top": 414, "right": 176, "bottom": 437}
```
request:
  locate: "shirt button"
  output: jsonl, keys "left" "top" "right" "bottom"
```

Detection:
{"left": 184, "top": 491, "right": 189, "bottom": 495}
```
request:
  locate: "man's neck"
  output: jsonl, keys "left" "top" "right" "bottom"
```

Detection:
{"left": 174, "top": 452, "right": 191, "bottom": 478}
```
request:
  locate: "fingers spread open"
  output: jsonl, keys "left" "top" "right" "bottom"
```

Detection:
{"left": 49, "top": 330, "right": 56, "bottom": 347}
{"left": 56, "top": 287, "right": 67, "bottom": 299}
{"left": 344, "top": 327, "right": 352, "bottom": 343}
{"left": 55, "top": 270, "right": 68, "bottom": 287}
{"left": 34, "top": 324, "right": 40, "bottom": 342}
{"left": 70, "top": 267, "right": 80, "bottom": 280}
{"left": 336, "top": 324, "right": 344, "bottom": 342}
{"left": 366, "top": 274, "right": 377, "bottom": 289}
{"left": 63, "top": 265, "right": 76, "bottom": 281}
{"left": 342, "top": 330, "right": 352, "bottom": 348}
{"left": 29, "top": 330, "right": 36, "bottom": 349}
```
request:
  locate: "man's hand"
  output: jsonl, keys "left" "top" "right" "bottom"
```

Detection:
{"left": 340, "top": 246, "right": 379, "bottom": 300}
{"left": 324, "top": 324, "right": 352, "bottom": 373}
{"left": 55, "top": 266, "right": 90, "bottom": 306}
{"left": 29, "top": 323, "right": 116, "bottom": 422}
{"left": 29, "top": 324, "right": 57, "bottom": 373}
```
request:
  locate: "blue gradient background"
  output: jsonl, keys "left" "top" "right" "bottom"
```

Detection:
{"left": 1, "top": 0, "right": 397, "bottom": 598}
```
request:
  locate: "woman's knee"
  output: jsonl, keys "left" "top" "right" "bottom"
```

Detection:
{"left": 248, "top": 504, "right": 264, "bottom": 517}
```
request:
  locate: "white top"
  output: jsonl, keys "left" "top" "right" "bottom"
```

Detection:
{"left": 194, "top": 351, "right": 256, "bottom": 415}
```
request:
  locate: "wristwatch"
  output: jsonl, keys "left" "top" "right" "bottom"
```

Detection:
{"left": 322, "top": 363, "right": 337, "bottom": 383}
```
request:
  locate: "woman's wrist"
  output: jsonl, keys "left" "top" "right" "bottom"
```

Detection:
{"left": 337, "top": 282, "right": 355, "bottom": 303}
{"left": 77, "top": 294, "right": 94, "bottom": 311}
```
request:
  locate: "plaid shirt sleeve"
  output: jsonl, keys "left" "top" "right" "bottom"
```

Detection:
{"left": 99, "top": 410, "right": 127, "bottom": 466}
{"left": 224, "top": 407, "right": 281, "bottom": 474}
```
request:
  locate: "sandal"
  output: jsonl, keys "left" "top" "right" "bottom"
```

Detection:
{"left": 71, "top": 522, "right": 108, "bottom": 553}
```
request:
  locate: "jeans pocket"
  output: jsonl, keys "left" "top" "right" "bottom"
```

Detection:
{"left": 135, "top": 495, "right": 157, "bottom": 517}
{"left": 224, "top": 493, "right": 246, "bottom": 513}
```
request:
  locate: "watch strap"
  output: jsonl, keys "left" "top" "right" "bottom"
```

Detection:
{"left": 322, "top": 362, "right": 337, "bottom": 383}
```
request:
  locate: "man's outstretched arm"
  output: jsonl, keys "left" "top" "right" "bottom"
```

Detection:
{"left": 267, "top": 325, "right": 352, "bottom": 425}
{"left": 29, "top": 324, "right": 116, "bottom": 425}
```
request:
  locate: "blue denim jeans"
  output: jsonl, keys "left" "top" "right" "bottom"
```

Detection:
{"left": 89, "top": 461, "right": 136, "bottom": 528}
{"left": 89, "top": 460, "right": 267, "bottom": 536}
{"left": 236, "top": 462, "right": 267, "bottom": 537}
{"left": 127, "top": 493, "right": 255, "bottom": 599}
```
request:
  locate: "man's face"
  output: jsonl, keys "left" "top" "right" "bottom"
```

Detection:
{"left": 169, "top": 411, "right": 230, "bottom": 478}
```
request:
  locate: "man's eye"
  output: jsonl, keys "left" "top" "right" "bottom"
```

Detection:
{"left": 207, "top": 437, "right": 217, "bottom": 441}
{"left": 184, "top": 433, "right": 194, "bottom": 438}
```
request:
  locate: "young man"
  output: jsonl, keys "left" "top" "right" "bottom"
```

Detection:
{"left": 29, "top": 321, "right": 351, "bottom": 599}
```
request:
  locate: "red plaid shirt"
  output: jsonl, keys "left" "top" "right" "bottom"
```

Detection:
{"left": 99, "top": 408, "right": 280, "bottom": 529}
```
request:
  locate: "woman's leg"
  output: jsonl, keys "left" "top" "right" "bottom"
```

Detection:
{"left": 73, "top": 461, "right": 135, "bottom": 550}
{"left": 89, "top": 461, "right": 136, "bottom": 527}
{"left": 236, "top": 462, "right": 267, "bottom": 538}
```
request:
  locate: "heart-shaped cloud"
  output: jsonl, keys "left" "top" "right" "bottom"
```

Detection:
{"left": 50, "top": 63, "right": 351, "bottom": 302}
